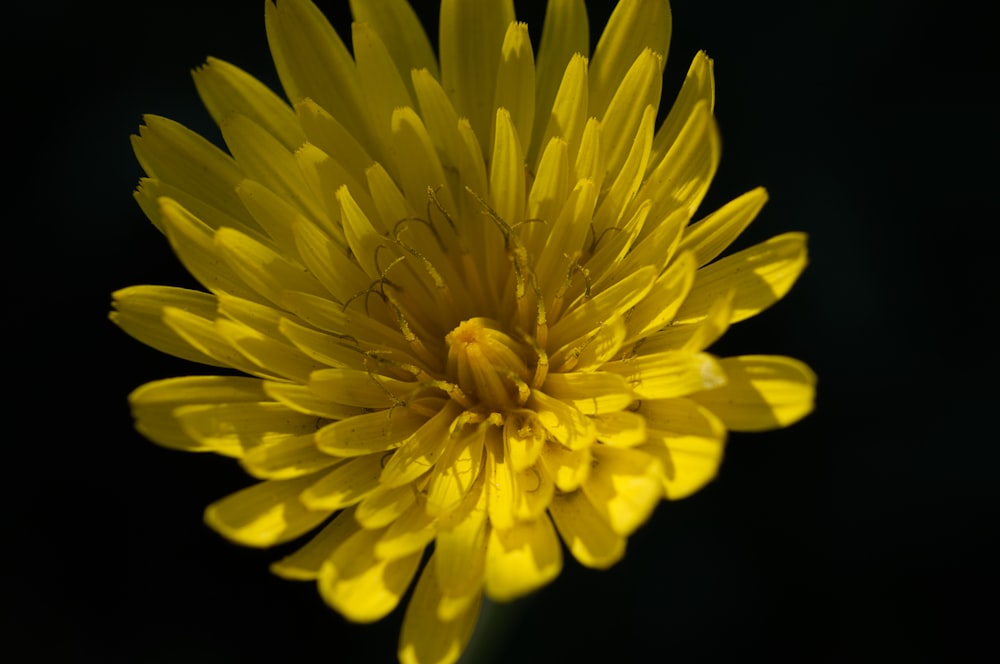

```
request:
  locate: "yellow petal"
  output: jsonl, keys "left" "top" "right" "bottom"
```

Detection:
{"left": 678, "top": 289, "right": 735, "bottom": 353}
{"left": 215, "top": 317, "right": 319, "bottom": 384}
{"left": 679, "top": 187, "right": 769, "bottom": 268}
{"left": 286, "top": 222, "right": 372, "bottom": 307}
{"left": 622, "top": 250, "right": 696, "bottom": 344}
{"left": 637, "top": 397, "right": 727, "bottom": 499}
{"left": 534, "top": 53, "right": 588, "bottom": 172}
{"left": 594, "top": 410, "right": 647, "bottom": 448}
{"left": 635, "top": 101, "right": 719, "bottom": 238}
{"left": 538, "top": 440, "right": 591, "bottom": 492}
{"left": 548, "top": 488, "right": 625, "bottom": 569}
{"left": 162, "top": 306, "right": 275, "bottom": 378}
{"left": 234, "top": 178, "right": 311, "bottom": 263}
{"left": 300, "top": 453, "right": 384, "bottom": 510}
{"left": 582, "top": 445, "right": 663, "bottom": 536}
{"left": 280, "top": 290, "right": 417, "bottom": 360}
{"left": 337, "top": 183, "right": 387, "bottom": 279}
{"left": 434, "top": 474, "right": 488, "bottom": 599}
{"left": 110, "top": 286, "right": 225, "bottom": 367}
{"left": 129, "top": 376, "right": 266, "bottom": 452}
{"left": 318, "top": 526, "right": 422, "bottom": 623}
{"left": 598, "top": 50, "right": 662, "bottom": 178}
{"left": 528, "top": 389, "right": 597, "bottom": 450}
{"left": 439, "top": 0, "right": 515, "bottom": 146}
{"left": 204, "top": 473, "right": 332, "bottom": 547}
{"left": 131, "top": 116, "right": 249, "bottom": 226}
{"left": 677, "top": 232, "right": 809, "bottom": 325}
{"left": 192, "top": 56, "right": 305, "bottom": 152}
{"left": 541, "top": 371, "right": 634, "bottom": 415}
{"left": 349, "top": 0, "right": 439, "bottom": 87}
{"left": 455, "top": 119, "right": 489, "bottom": 215}
{"left": 411, "top": 67, "right": 465, "bottom": 176}
{"left": 265, "top": 0, "right": 376, "bottom": 154}
{"left": 375, "top": 500, "right": 438, "bottom": 560}
{"left": 535, "top": 179, "right": 597, "bottom": 307}
{"left": 240, "top": 433, "right": 341, "bottom": 480}
{"left": 263, "top": 380, "right": 366, "bottom": 420}
{"left": 135, "top": 176, "right": 256, "bottom": 236}
{"left": 425, "top": 422, "right": 487, "bottom": 517}
{"left": 352, "top": 20, "right": 413, "bottom": 147}
{"left": 592, "top": 104, "right": 655, "bottom": 234}
{"left": 156, "top": 197, "right": 256, "bottom": 300}
{"left": 650, "top": 50, "right": 714, "bottom": 166}
{"left": 218, "top": 114, "right": 326, "bottom": 224}
{"left": 381, "top": 401, "right": 464, "bottom": 488}
{"left": 275, "top": 318, "right": 378, "bottom": 373}
{"left": 484, "top": 515, "right": 562, "bottom": 601}
{"left": 315, "top": 408, "right": 429, "bottom": 457}
{"left": 175, "top": 401, "right": 319, "bottom": 458}
{"left": 295, "top": 98, "right": 374, "bottom": 184}
{"left": 525, "top": 137, "right": 570, "bottom": 258}
{"left": 603, "top": 350, "right": 726, "bottom": 399}
{"left": 493, "top": 21, "right": 535, "bottom": 152}
{"left": 630, "top": 288, "right": 734, "bottom": 357}
{"left": 485, "top": 430, "right": 517, "bottom": 531}
{"left": 503, "top": 410, "right": 548, "bottom": 472}
{"left": 692, "top": 355, "right": 817, "bottom": 431}
{"left": 489, "top": 107, "right": 527, "bottom": 232}
{"left": 516, "top": 464, "right": 555, "bottom": 523}
{"left": 399, "top": 559, "right": 482, "bottom": 664}
{"left": 547, "top": 264, "right": 656, "bottom": 352}
{"left": 392, "top": 105, "right": 458, "bottom": 219}
{"left": 612, "top": 205, "right": 686, "bottom": 280}
{"left": 589, "top": 0, "right": 671, "bottom": 118}
{"left": 573, "top": 117, "right": 603, "bottom": 188}
{"left": 270, "top": 506, "right": 359, "bottom": 580}
{"left": 549, "top": 315, "right": 627, "bottom": 373}
{"left": 214, "top": 226, "right": 327, "bottom": 306}
{"left": 355, "top": 483, "right": 418, "bottom": 529}
{"left": 309, "top": 367, "right": 416, "bottom": 409}
{"left": 531, "top": 0, "right": 588, "bottom": 160}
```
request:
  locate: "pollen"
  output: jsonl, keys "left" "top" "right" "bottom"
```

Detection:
{"left": 445, "top": 317, "right": 531, "bottom": 412}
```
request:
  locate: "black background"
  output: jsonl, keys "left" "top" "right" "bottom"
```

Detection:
{"left": 4, "top": 0, "right": 997, "bottom": 662}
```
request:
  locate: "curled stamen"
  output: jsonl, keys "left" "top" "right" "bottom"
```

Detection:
{"left": 515, "top": 329, "right": 549, "bottom": 391}
{"left": 343, "top": 251, "right": 406, "bottom": 314}
{"left": 381, "top": 295, "right": 439, "bottom": 370}
{"left": 427, "top": 186, "right": 458, "bottom": 237}
{"left": 513, "top": 216, "right": 547, "bottom": 233}
{"left": 343, "top": 283, "right": 386, "bottom": 315}
{"left": 549, "top": 253, "right": 590, "bottom": 322}
{"left": 392, "top": 214, "right": 438, "bottom": 245}
{"left": 387, "top": 229, "right": 448, "bottom": 292}
{"left": 465, "top": 186, "right": 547, "bottom": 338}
{"left": 361, "top": 352, "right": 408, "bottom": 408}
{"left": 426, "top": 379, "right": 476, "bottom": 410}
{"left": 465, "top": 187, "right": 515, "bottom": 247}
{"left": 588, "top": 223, "right": 624, "bottom": 254}
{"left": 501, "top": 369, "right": 531, "bottom": 406}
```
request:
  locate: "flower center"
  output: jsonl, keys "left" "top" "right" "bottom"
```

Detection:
{"left": 445, "top": 317, "right": 532, "bottom": 412}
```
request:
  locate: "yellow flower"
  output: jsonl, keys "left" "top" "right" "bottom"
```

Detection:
{"left": 111, "top": 0, "right": 816, "bottom": 662}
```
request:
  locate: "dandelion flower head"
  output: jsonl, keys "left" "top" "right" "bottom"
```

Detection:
{"left": 111, "top": 0, "right": 816, "bottom": 662}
